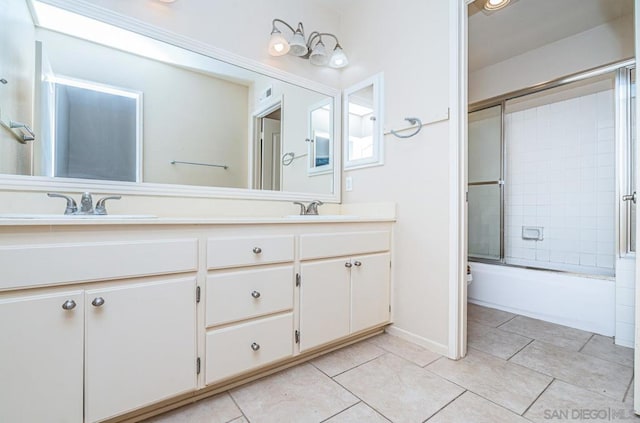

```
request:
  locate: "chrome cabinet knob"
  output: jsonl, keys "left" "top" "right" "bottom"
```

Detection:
{"left": 251, "top": 290, "right": 261, "bottom": 299}
{"left": 91, "top": 297, "right": 105, "bottom": 307}
{"left": 253, "top": 247, "right": 262, "bottom": 254}
{"left": 62, "top": 299, "right": 76, "bottom": 310}
{"left": 354, "top": 261, "right": 362, "bottom": 267}
{"left": 345, "top": 262, "right": 353, "bottom": 268}
{"left": 251, "top": 342, "right": 260, "bottom": 351}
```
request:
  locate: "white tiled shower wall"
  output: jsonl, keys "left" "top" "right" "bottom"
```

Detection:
{"left": 504, "top": 89, "right": 615, "bottom": 275}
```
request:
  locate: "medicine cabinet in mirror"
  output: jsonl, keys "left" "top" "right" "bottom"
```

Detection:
{"left": 1, "top": 0, "right": 340, "bottom": 201}
{"left": 343, "top": 73, "right": 384, "bottom": 170}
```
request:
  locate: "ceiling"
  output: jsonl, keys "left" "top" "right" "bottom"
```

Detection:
{"left": 468, "top": 0, "right": 634, "bottom": 71}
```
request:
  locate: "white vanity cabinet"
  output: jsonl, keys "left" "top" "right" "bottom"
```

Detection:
{"left": 205, "top": 235, "right": 295, "bottom": 385}
{"left": 0, "top": 290, "right": 85, "bottom": 423}
{"left": 0, "top": 237, "right": 199, "bottom": 423}
{"left": 0, "top": 218, "right": 394, "bottom": 421}
{"left": 298, "top": 231, "right": 391, "bottom": 352}
{"left": 85, "top": 278, "right": 197, "bottom": 423}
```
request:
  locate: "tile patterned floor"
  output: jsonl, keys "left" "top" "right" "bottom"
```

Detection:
{"left": 145, "top": 304, "right": 637, "bottom": 422}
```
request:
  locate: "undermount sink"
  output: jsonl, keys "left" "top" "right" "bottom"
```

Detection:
{"left": 284, "top": 214, "right": 359, "bottom": 220}
{"left": 0, "top": 214, "right": 157, "bottom": 219}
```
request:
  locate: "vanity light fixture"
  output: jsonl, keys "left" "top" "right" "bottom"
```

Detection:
{"left": 484, "top": 0, "right": 511, "bottom": 11}
{"left": 268, "top": 19, "right": 348, "bottom": 69}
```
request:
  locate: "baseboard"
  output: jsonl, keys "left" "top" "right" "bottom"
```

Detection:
{"left": 385, "top": 325, "right": 450, "bottom": 357}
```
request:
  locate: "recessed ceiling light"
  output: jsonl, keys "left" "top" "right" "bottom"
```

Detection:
{"left": 484, "top": 0, "right": 510, "bottom": 11}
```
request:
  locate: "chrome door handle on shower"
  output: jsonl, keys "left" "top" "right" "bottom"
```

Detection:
{"left": 623, "top": 192, "right": 637, "bottom": 204}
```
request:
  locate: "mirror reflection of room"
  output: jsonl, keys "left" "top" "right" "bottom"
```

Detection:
{"left": 1, "top": 0, "right": 337, "bottom": 196}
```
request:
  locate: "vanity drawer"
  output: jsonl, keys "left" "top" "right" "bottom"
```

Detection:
{"left": 205, "top": 313, "right": 293, "bottom": 384}
{"left": 207, "top": 235, "right": 294, "bottom": 269}
{"left": 299, "top": 231, "right": 390, "bottom": 260}
{"left": 206, "top": 266, "right": 294, "bottom": 327}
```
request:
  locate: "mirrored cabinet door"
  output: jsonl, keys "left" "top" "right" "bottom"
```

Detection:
{"left": 343, "top": 73, "right": 384, "bottom": 170}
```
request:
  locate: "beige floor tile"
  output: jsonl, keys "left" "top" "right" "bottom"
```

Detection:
{"left": 367, "top": 333, "right": 441, "bottom": 367}
{"left": 335, "top": 353, "right": 464, "bottom": 422}
{"left": 625, "top": 379, "right": 634, "bottom": 404}
{"left": 581, "top": 334, "right": 634, "bottom": 367}
{"left": 467, "top": 321, "right": 532, "bottom": 360}
{"left": 324, "top": 402, "right": 389, "bottom": 423}
{"left": 467, "top": 303, "right": 516, "bottom": 327}
{"left": 428, "top": 391, "right": 530, "bottom": 423}
{"left": 143, "top": 392, "right": 242, "bottom": 423}
{"left": 510, "top": 341, "right": 632, "bottom": 401}
{"left": 228, "top": 418, "right": 248, "bottom": 423}
{"left": 499, "top": 316, "right": 592, "bottom": 351}
{"left": 230, "top": 364, "right": 357, "bottom": 423}
{"left": 311, "top": 341, "right": 386, "bottom": 377}
{"left": 525, "top": 380, "right": 637, "bottom": 423}
{"left": 426, "top": 348, "right": 552, "bottom": 414}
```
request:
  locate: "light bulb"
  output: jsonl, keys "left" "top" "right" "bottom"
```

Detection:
{"left": 289, "top": 30, "right": 308, "bottom": 56}
{"left": 309, "top": 40, "right": 329, "bottom": 66}
{"left": 329, "top": 45, "right": 348, "bottom": 68}
{"left": 484, "top": 0, "right": 510, "bottom": 11}
{"left": 268, "top": 30, "right": 290, "bottom": 56}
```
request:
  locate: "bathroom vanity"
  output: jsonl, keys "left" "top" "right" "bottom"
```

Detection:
{"left": 0, "top": 216, "right": 393, "bottom": 422}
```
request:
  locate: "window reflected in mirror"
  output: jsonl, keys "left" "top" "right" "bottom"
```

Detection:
{"left": 51, "top": 77, "right": 141, "bottom": 182}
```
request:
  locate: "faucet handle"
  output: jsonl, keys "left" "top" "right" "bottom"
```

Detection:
{"left": 95, "top": 196, "right": 122, "bottom": 215}
{"left": 306, "top": 200, "right": 324, "bottom": 215}
{"left": 293, "top": 201, "right": 307, "bottom": 216}
{"left": 47, "top": 193, "right": 78, "bottom": 215}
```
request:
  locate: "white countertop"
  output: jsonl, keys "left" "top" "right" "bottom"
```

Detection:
{"left": 0, "top": 214, "right": 395, "bottom": 226}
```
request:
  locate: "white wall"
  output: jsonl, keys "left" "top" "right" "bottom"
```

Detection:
{"left": 337, "top": 0, "right": 453, "bottom": 353}
{"left": 0, "top": 0, "right": 35, "bottom": 175}
{"left": 469, "top": 15, "right": 634, "bottom": 104}
{"left": 79, "top": 0, "right": 343, "bottom": 88}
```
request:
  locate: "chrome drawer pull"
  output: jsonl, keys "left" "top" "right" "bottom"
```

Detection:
{"left": 91, "top": 297, "right": 105, "bottom": 307}
{"left": 354, "top": 261, "right": 362, "bottom": 267}
{"left": 253, "top": 247, "right": 262, "bottom": 254}
{"left": 251, "top": 290, "right": 261, "bottom": 299}
{"left": 345, "top": 262, "right": 352, "bottom": 268}
{"left": 251, "top": 342, "right": 260, "bottom": 351}
{"left": 62, "top": 299, "right": 76, "bottom": 310}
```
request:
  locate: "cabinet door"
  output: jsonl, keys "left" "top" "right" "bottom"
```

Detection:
{"left": 85, "top": 278, "right": 197, "bottom": 423}
{"left": 351, "top": 253, "right": 391, "bottom": 333}
{"left": 299, "top": 258, "right": 350, "bottom": 351}
{"left": 0, "top": 291, "right": 84, "bottom": 423}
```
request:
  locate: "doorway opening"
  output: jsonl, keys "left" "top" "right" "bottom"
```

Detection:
{"left": 253, "top": 103, "right": 282, "bottom": 191}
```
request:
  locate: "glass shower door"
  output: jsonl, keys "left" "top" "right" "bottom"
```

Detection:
{"left": 468, "top": 105, "right": 503, "bottom": 261}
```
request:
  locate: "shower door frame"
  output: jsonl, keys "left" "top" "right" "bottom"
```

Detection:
{"left": 468, "top": 58, "right": 636, "bottom": 268}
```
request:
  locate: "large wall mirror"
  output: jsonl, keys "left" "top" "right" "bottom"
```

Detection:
{"left": 0, "top": 0, "right": 340, "bottom": 200}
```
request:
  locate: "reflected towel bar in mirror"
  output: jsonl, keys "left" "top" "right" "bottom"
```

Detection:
{"left": 1, "top": 119, "right": 36, "bottom": 143}
{"left": 170, "top": 160, "right": 228, "bottom": 170}
{"left": 282, "top": 152, "right": 308, "bottom": 166}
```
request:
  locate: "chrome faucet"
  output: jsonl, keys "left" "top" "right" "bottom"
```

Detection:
{"left": 48, "top": 192, "right": 121, "bottom": 215}
{"left": 79, "top": 192, "right": 94, "bottom": 214}
{"left": 293, "top": 200, "right": 324, "bottom": 215}
{"left": 47, "top": 193, "right": 77, "bottom": 215}
{"left": 306, "top": 200, "right": 323, "bottom": 215}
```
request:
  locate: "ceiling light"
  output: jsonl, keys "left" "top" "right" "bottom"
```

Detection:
{"left": 268, "top": 18, "right": 347, "bottom": 69}
{"left": 484, "top": 0, "right": 510, "bottom": 11}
